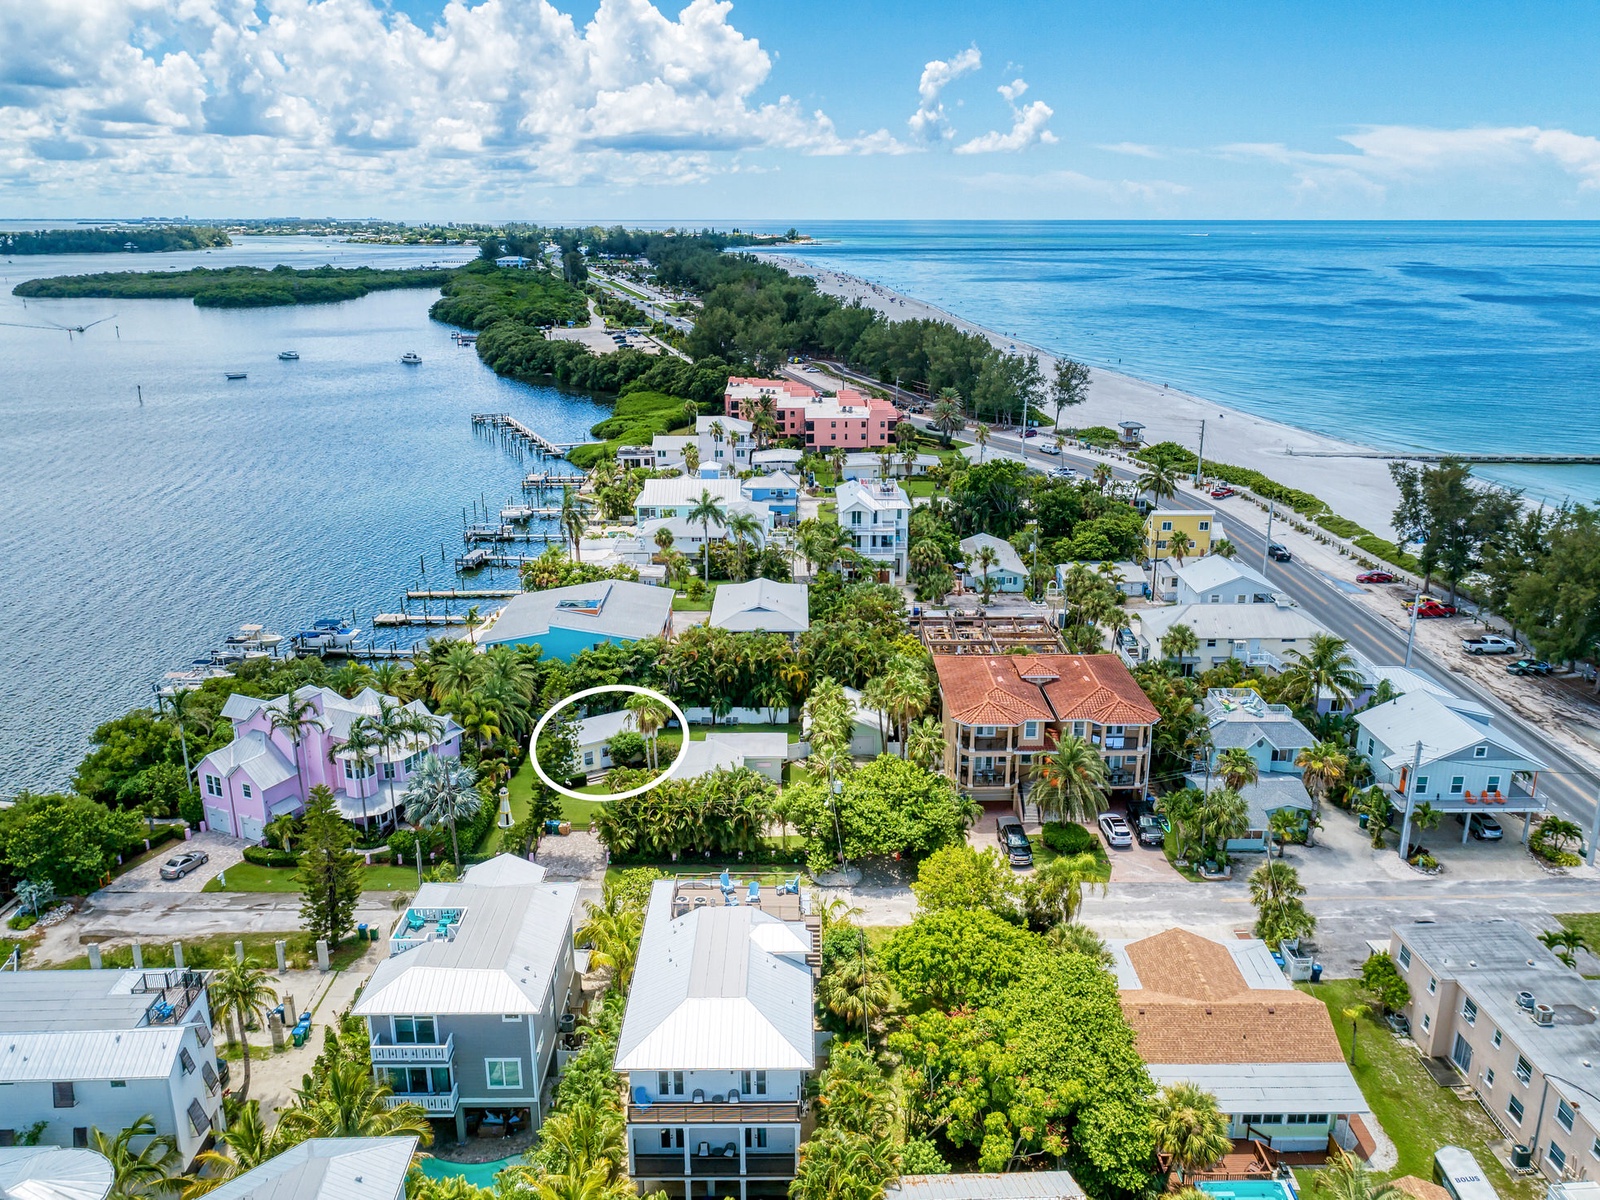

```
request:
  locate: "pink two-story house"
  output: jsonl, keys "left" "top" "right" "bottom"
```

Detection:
{"left": 724, "top": 377, "right": 898, "bottom": 449}
{"left": 195, "top": 687, "right": 462, "bottom": 841}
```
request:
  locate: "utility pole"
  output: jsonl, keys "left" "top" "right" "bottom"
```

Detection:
{"left": 1587, "top": 784, "right": 1600, "bottom": 864}
{"left": 1397, "top": 741, "right": 1424, "bottom": 859}
{"left": 1195, "top": 419, "right": 1206, "bottom": 484}
{"left": 1404, "top": 588, "right": 1422, "bottom": 668}
{"left": 1261, "top": 500, "right": 1276, "bottom": 573}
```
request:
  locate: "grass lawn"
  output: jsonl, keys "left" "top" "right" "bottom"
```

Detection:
{"left": 50, "top": 930, "right": 370, "bottom": 973}
{"left": 1302, "top": 979, "right": 1539, "bottom": 1200}
{"left": 1555, "top": 912, "right": 1600, "bottom": 954}
{"left": 818, "top": 501, "right": 837, "bottom": 523}
{"left": 903, "top": 478, "right": 938, "bottom": 500}
{"left": 1161, "top": 841, "right": 1207, "bottom": 883}
{"left": 201, "top": 862, "right": 419, "bottom": 894}
{"left": 671, "top": 592, "right": 714, "bottom": 612}
{"left": 1030, "top": 839, "right": 1112, "bottom": 882}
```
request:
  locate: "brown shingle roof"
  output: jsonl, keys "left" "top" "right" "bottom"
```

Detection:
{"left": 934, "top": 654, "right": 1158, "bottom": 728}
{"left": 1119, "top": 930, "right": 1344, "bottom": 1065}
{"left": 1392, "top": 1178, "right": 1451, "bottom": 1200}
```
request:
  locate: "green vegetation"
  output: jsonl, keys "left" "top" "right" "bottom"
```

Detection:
{"left": 49, "top": 930, "right": 369, "bottom": 974}
{"left": 14, "top": 263, "right": 452, "bottom": 307}
{"left": 1304, "top": 979, "right": 1539, "bottom": 1200}
{"left": 429, "top": 259, "right": 587, "bottom": 329}
{"left": 201, "top": 861, "right": 418, "bottom": 894}
{"left": 0, "top": 792, "right": 144, "bottom": 895}
{"left": 1, "top": 225, "right": 231, "bottom": 255}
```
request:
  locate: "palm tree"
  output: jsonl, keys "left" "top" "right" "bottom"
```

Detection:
{"left": 726, "top": 509, "right": 762, "bottom": 581}
{"left": 91, "top": 1114, "right": 179, "bottom": 1198}
{"left": 1092, "top": 461, "right": 1112, "bottom": 491}
{"left": 1198, "top": 787, "right": 1250, "bottom": 860}
{"left": 791, "top": 1127, "right": 899, "bottom": 1200}
{"left": 1281, "top": 634, "right": 1366, "bottom": 713}
{"left": 427, "top": 640, "right": 484, "bottom": 704}
{"left": 708, "top": 419, "right": 727, "bottom": 462}
{"left": 974, "top": 423, "right": 991, "bottom": 463}
{"left": 687, "top": 489, "right": 728, "bottom": 584}
{"left": 264, "top": 813, "right": 297, "bottom": 854}
{"left": 829, "top": 444, "right": 847, "bottom": 482}
{"left": 402, "top": 754, "right": 482, "bottom": 869}
{"left": 1216, "top": 746, "right": 1259, "bottom": 792}
{"left": 931, "top": 391, "right": 965, "bottom": 446}
{"left": 578, "top": 879, "right": 646, "bottom": 991}
{"left": 1030, "top": 736, "right": 1110, "bottom": 823}
{"left": 905, "top": 716, "right": 944, "bottom": 772}
{"left": 1167, "top": 530, "right": 1194, "bottom": 567}
{"left": 278, "top": 1059, "right": 434, "bottom": 1143}
{"left": 208, "top": 957, "right": 279, "bottom": 1103}
{"left": 972, "top": 544, "right": 999, "bottom": 603}
{"left": 341, "top": 716, "right": 380, "bottom": 830}
{"left": 797, "top": 519, "right": 841, "bottom": 579}
{"left": 625, "top": 694, "right": 671, "bottom": 770}
{"left": 1150, "top": 1082, "right": 1232, "bottom": 1182}
{"left": 817, "top": 957, "right": 891, "bottom": 1047}
{"left": 683, "top": 443, "right": 700, "bottom": 476}
{"left": 560, "top": 488, "right": 589, "bottom": 561}
{"left": 653, "top": 526, "right": 674, "bottom": 561}
{"left": 1047, "top": 921, "right": 1113, "bottom": 962}
{"left": 156, "top": 687, "right": 199, "bottom": 801}
{"left": 879, "top": 660, "right": 932, "bottom": 755}
{"left": 1540, "top": 927, "right": 1588, "bottom": 969}
{"left": 182, "top": 1100, "right": 285, "bottom": 1196}
{"left": 1212, "top": 538, "right": 1238, "bottom": 559}
{"left": 1295, "top": 740, "right": 1349, "bottom": 838}
{"left": 1137, "top": 459, "right": 1181, "bottom": 504}
{"left": 1030, "top": 852, "right": 1105, "bottom": 925}
{"left": 268, "top": 689, "right": 324, "bottom": 794}
{"left": 1315, "top": 1150, "right": 1400, "bottom": 1200}
{"left": 1159, "top": 622, "right": 1199, "bottom": 665}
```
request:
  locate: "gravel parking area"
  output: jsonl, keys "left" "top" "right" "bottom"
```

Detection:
{"left": 97, "top": 830, "right": 247, "bottom": 895}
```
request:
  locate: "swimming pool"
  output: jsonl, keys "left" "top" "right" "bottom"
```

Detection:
{"left": 419, "top": 1155, "right": 523, "bottom": 1187}
{"left": 1197, "top": 1181, "right": 1298, "bottom": 1200}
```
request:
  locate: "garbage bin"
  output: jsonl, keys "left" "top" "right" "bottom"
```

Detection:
{"left": 1358, "top": 813, "right": 1370, "bottom": 829}
{"left": 357, "top": 923, "right": 368, "bottom": 942}
{"left": 1310, "top": 962, "right": 1324, "bottom": 982}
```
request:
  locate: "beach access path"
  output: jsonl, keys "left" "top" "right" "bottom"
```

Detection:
{"left": 759, "top": 253, "right": 1405, "bottom": 540}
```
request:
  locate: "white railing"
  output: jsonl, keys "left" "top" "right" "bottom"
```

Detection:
{"left": 386, "top": 1084, "right": 458, "bottom": 1113}
{"left": 372, "top": 1032, "right": 454, "bottom": 1064}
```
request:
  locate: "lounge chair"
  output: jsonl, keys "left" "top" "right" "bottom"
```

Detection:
{"left": 777, "top": 876, "right": 800, "bottom": 895}
{"left": 748, "top": 880, "right": 760, "bottom": 905}
{"left": 632, "top": 1086, "right": 652, "bottom": 1109}
{"left": 719, "top": 868, "right": 733, "bottom": 893}
{"left": 407, "top": 911, "right": 425, "bottom": 932}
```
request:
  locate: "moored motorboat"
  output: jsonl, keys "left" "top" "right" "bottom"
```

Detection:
{"left": 278, "top": 350, "right": 299, "bottom": 361}
{"left": 400, "top": 352, "right": 422, "bottom": 365}
{"left": 225, "top": 371, "right": 247, "bottom": 380}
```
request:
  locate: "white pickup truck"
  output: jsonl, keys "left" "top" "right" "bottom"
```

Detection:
{"left": 1462, "top": 634, "right": 1518, "bottom": 655}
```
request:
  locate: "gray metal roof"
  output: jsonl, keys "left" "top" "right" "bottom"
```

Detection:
{"left": 203, "top": 1137, "right": 416, "bottom": 1200}
{"left": 0, "top": 1028, "right": 193, "bottom": 1082}
{"left": 1146, "top": 1062, "right": 1368, "bottom": 1115}
{"left": 1185, "top": 774, "right": 1313, "bottom": 829}
{"left": 709, "top": 579, "right": 810, "bottom": 634}
{"left": 1355, "top": 689, "right": 1543, "bottom": 771}
{"left": 483, "top": 580, "right": 673, "bottom": 646}
{"left": 615, "top": 880, "right": 814, "bottom": 1072}
{"left": 888, "top": 1173, "right": 1087, "bottom": 1200}
{"left": 354, "top": 880, "right": 578, "bottom": 1017}
{"left": 1137, "top": 601, "right": 1327, "bottom": 644}
{"left": 0, "top": 969, "right": 158, "bottom": 1033}
{"left": 460, "top": 853, "right": 547, "bottom": 887}
{"left": 1173, "top": 555, "right": 1275, "bottom": 596}
{"left": 674, "top": 735, "right": 790, "bottom": 779}
{"left": 0, "top": 1147, "right": 113, "bottom": 1200}
{"left": 960, "top": 534, "right": 1026, "bottom": 578}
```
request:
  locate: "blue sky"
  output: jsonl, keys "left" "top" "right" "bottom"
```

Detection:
{"left": 4, "top": 0, "right": 1600, "bottom": 219}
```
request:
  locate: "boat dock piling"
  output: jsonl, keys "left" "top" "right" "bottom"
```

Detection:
{"left": 407, "top": 589, "right": 518, "bottom": 599}
{"left": 374, "top": 613, "right": 471, "bottom": 627}
{"left": 522, "top": 472, "right": 583, "bottom": 491}
{"left": 471, "top": 412, "right": 588, "bottom": 458}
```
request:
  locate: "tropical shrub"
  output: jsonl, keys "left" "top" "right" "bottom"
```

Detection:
{"left": 1041, "top": 821, "right": 1099, "bottom": 856}
{"left": 1360, "top": 952, "right": 1411, "bottom": 1013}
{"left": 242, "top": 845, "right": 300, "bottom": 868}
{"left": 593, "top": 767, "right": 777, "bottom": 861}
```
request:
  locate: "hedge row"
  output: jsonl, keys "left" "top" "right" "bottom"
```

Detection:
{"left": 1040, "top": 821, "right": 1100, "bottom": 856}
{"left": 243, "top": 845, "right": 300, "bottom": 868}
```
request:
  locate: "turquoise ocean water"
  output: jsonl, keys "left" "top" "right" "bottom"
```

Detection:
{"left": 3, "top": 221, "right": 1598, "bottom": 791}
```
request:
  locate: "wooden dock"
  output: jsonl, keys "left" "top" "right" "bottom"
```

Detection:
{"left": 465, "top": 526, "right": 564, "bottom": 545}
{"left": 374, "top": 613, "right": 472, "bottom": 627}
{"left": 472, "top": 412, "right": 592, "bottom": 458}
{"left": 1287, "top": 449, "right": 1600, "bottom": 465}
{"left": 522, "top": 472, "right": 584, "bottom": 490}
{"left": 408, "top": 589, "right": 518, "bottom": 600}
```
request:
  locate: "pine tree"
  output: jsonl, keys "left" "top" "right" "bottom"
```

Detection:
{"left": 297, "top": 785, "right": 361, "bottom": 947}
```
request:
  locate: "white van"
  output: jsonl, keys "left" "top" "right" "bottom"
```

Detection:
{"left": 1434, "top": 1146, "right": 1498, "bottom": 1200}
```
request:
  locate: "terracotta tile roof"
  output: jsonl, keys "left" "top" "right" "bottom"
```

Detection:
{"left": 933, "top": 656, "right": 1054, "bottom": 726}
{"left": 1119, "top": 930, "right": 1343, "bottom": 1065}
{"left": 1032, "top": 655, "right": 1161, "bottom": 726}
{"left": 933, "top": 654, "right": 1158, "bottom": 728}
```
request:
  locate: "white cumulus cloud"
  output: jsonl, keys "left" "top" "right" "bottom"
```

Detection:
{"left": 907, "top": 46, "right": 981, "bottom": 142}
{"left": 0, "top": 0, "right": 902, "bottom": 204}
{"left": 954, "top": 80, "right": 1056, "bottom": 155}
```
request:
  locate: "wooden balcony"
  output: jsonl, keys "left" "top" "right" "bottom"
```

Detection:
{"left": 632, "top": 1152, "right": 798, "bottom": 1178}
{"left": 628, "top": 1101, "right": 802, "bottom": 1124}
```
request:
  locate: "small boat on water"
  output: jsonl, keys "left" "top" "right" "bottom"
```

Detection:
{"left": 225, "top": 372, "right": 247, "bottom": 380}
{"left": 401, "top": 352, "right": 422, "bottom": 365}
{"left": 159, "top": 661, "right": 232, "bottom": 697}
{"left": 223, "top": 624, "right": 284, "bottom": 652}
{"left": 500, "top": 505, "right": 536, "bottom": 522}
{"left": 293, "top": 617, "right": 361, "bottom": 651}
{"left": 278, "top": 351, "right": 299, "bottom": 361}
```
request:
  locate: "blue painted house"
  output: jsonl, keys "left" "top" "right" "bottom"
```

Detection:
{"left": 959, "top": 534, "right": 1027, "bottom": 593}
{"left": 741, "top": 470, "right": 801, "bottom": 521}
{"left": 478, "top": 580, "right": 673, "bottom": 661}
{"left": 1187, "top": 688, "right": 1315, "bottom": 852}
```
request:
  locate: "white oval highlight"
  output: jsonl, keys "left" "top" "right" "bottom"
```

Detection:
{"left": 528, "top": 684, "right": 690, "bottom": 802}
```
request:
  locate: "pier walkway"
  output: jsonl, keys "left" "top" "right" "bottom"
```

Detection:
{"left": 471, "top": 413, "right": 595, "bottom": 458}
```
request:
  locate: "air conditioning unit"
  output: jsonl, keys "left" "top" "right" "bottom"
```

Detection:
{"left": 1517, "top": 991, "right": 1536, "bottom": 1011}
{"left": 1535, "top": 1003, "right": 1556, "bottom": 1027}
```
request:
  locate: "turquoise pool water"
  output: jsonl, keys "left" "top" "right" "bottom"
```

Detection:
{"left": 420, "top": 1155, "right": 522, "bottom": 1186}
{"left": 1198, "top": 1181, "right": 1297, "bottom": 1200}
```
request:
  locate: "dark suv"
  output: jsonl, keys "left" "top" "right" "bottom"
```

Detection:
{"left": 1267, "top": 543, "right": 1292, "bottom": 562}
{"left": 996, "top": 818, "right": 1033, "bottom": 867}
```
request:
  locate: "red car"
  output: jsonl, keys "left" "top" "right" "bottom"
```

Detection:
{"left": 1415, "top": 601, "right": 1457, "bottom": 619}
{"left": 1356, "top": 571, "right": 1395, "bottom": 584}
{"left": 1210, "top": 485, "right": 1235, "bottom": 499}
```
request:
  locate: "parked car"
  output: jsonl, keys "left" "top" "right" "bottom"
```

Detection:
{"left": 1454, "top": 812, "right": 1504, "bottom": 841}
{"left": 1136, "top": 814, "right": 1166, "bottom": 847}
{"left": 1209, "top": 485, "right": 1235, "bottom": 499}
{"left": 159, "top": 850, "right": 210, "bottom": 881}
{"left": 1462, "top": 634, "right": 1518, "bottom": 655}
{"left": 1038, "top": 442, "right": 1062, "bottom": 455}
{"left": 1022, "top": 428, "right": 1040, "bottom": 438}
{"left": 1098, "top": 812, "right": 1134, "bottom": 848}
{"left": 1507, "top": 658, "right": 1552, "bottom": 676}
{"left": 1356, "top": 570, "right": 1395, "bottom": 583}
{"left": 1267, "top": 543, "right": 1292, "bottom": 562}
{"left": 1414, "top": 601, "right": 1458, "bottom": 619}
{"left": 996, "top": 818, "right": 1034, "bottom": 867}
{"left": 1050, "top": 465, "right": 1077, "bottom": 479}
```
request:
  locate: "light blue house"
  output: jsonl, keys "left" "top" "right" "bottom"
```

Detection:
{"left": 478, "top": 580, "right": 673, "bottom": 661}
{"left": 1188, "top": 688, "right": 1315, "bottom": 852}
{"left": 959, "top": 534, "right": 1027, "bottom": 593}
{"left": 741, "top": 471, "right": 801, "bottom": 520}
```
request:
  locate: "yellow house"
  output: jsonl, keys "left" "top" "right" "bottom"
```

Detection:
{"left": 1144, "top": 507, "right": 1216, "bottom": 561}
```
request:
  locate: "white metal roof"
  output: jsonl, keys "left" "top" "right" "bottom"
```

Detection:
{"left": 483, "top": 581, "right": 673, "bottom": 646}
{"left": 0, "top": 1147, "right": 114, "bottom": 1200}
{"left": 709, "top": 579, "right": 810, "bottom": 634}
{"left": 203, "top": 1137, "right": 416, "bottom": 1200}
{"left": 836, "top": 479, "right": 909, "bottom": 513}
{"left": 888, "top": 1174, "right": 1086, "bottom": 1200}
{"left": 1145, "top": 1061, "right": 1368, "bottom": 1115}
{"left": 960, "top": 534, "right": 1026, "bottom": 578}
{"left": 615, "top": 881, "right": 814, "bottom": 1072}
{"left": 1354, "top": 689, "right": 1543, "bottom": 771}
{"left": 1172, "top": 555, "right": 1275, "bottom": 595}
{"left": 204, "top": 729, "right": 297, "bottom": 788}
{"left": 575, "top": 709, "right": 636, "bottom": 748}
{"left": 0, "top": 1027, "right": 191, "bottom": 1082}
{"left": 636, "top": 476, "right": 746, "bottom": 510}
{"left": 460, "top": 853, "right": 547, "bottom": 887}
{"left": 676, "top": 734, "right": 791, "bottom": 779}
{"left": 1135, "top": 601, "right": 1327, "bottom": 644}
{"left": 354, "top": 882, "right": 579, "bottom": 1017}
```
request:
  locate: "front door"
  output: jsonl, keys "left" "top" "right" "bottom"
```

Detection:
{"left": 1451, "top": 1033, "right": 1473, "bottom": 1075}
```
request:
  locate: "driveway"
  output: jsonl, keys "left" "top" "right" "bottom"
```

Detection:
{"left": 98, "top": 830, "right": 247, "bottom": 895}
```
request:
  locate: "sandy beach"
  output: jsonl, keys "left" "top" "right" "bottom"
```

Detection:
{"left": 756, "top": 252, "right": 1404, "bottom": 540}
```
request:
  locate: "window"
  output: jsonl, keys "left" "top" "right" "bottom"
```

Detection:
{"left": 1463, "top": 999, "right": 1477, "bottom": 1025}
{"left": 1415, "top": 776, "right": 1429, "bottom": 794}
{"left": 241, "top": 783, "right": 251, "bottom": 799}
{"left": 745, "top": 1128, "right": 769, "bottom": 1149}
{"left": 1492, "top": 1029, "right": 1502, "bottom": 1048}
{"left": 1422, "top": 1013, "right": 1431, "bottom": 1032}
{"left": 975, "top": 726, "right": 995, "bottom": 738}
{"left": 180, "top": 1048, "right": 195, "bottom": 1075}
{"left": 502, "top": 1014, "right": 523, "bottom": 1023}
{"left": 1450, "top": 776, "right": 1465, "bottom": 795}
{"left": 201, "top": 1061, "right": 218, "bottom": 1092}
{"left": 1072, "top": 722, "right": 1086, "bottom": 739}
{"left": 1474, "top": 746, "right": 1488, "bottom": 758}
{"left": 850, "top": 511, "right": 861, "bottom": 526}
{"left": 395, "top": 1016, "right": 436, "bottom": 1045}
{"left": 110, "top": 1079, "right": 127, "bottom": 1088}
{"left": 72, "top": 1128, "right": 88, "bottom": 1149}
{"left": 1485, "top": 1069, "right": 1495, "bottom": 1088}
{"left": 1590, "top": 1136, "right": 1600, "bottom": 1161}
{"left": 1550, "top": 1142, "right": 1568, "bottom": 1172}
{"left": 1161, "top": 521, "right": 1173, "bottom": 532}
{"left": 1516, "top": 1056, "right": 1533, "bottom": 1085}
{"left": 195, "top": 1022, "right": 211, "bottom": 1047}
{"left": 1559, "top": 1100, "right": 1576, "bottom": 1132}
{"left": 583, "top": 751, "right": 594, "bottom": 767}
{"left": 205, "top": 775, "right": 221, "bottom": 797}
{"left": 1487, "top": 775, "right": 1502, "bottom": 793}
{"left": 486, "top": 1058, "right": 523, "bottom": 1090}
{"left": 1023, "top": 721, "right": 1040, "bottom": 741}
{"left": 1307, "top": 1115, "right": 1328, "bottom": 1124}
{"left": 383, "top": 763, "right": 394, "bottom": 780}
{"left": 1198, "top": 521, "right": 1210, "bottom": 531}
{"left": 53, "top": 1081, "right": 75, "bottom": 1108}
{"left": 1398, "top": 945, "right": 1411, "bottom": 969}
{"left": 1428, "top": 977, "right": 1437, "bottom": 995}
{"left": 188, "top": 1099, "right": 210, "bottom": 1137}
{"left": 1287, "top": 1114, "right": 1308, "bottom": 1125}
{"left": 1509, "top": 1096, "right": 1526, "bottom": 1124}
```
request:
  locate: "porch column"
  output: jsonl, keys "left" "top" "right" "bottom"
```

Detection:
{"left": 1524, "top": 811, "right": 1533, "bottom": 845}
{"left": 1463, "top": 815, "right": 1471, "bottom": 844}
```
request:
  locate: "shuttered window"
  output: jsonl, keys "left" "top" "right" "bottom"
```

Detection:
{"left": 188, "top": 1100, "right": 210, "bottom": 1136}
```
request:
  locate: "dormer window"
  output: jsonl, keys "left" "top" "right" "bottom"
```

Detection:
{"left": 1474, "top": 746, "right": 1488, "bottom": 758}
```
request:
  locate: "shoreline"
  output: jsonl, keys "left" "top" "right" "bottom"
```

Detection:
{"left": 753, "top": 251, "right": 1405, "bottom": 540}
